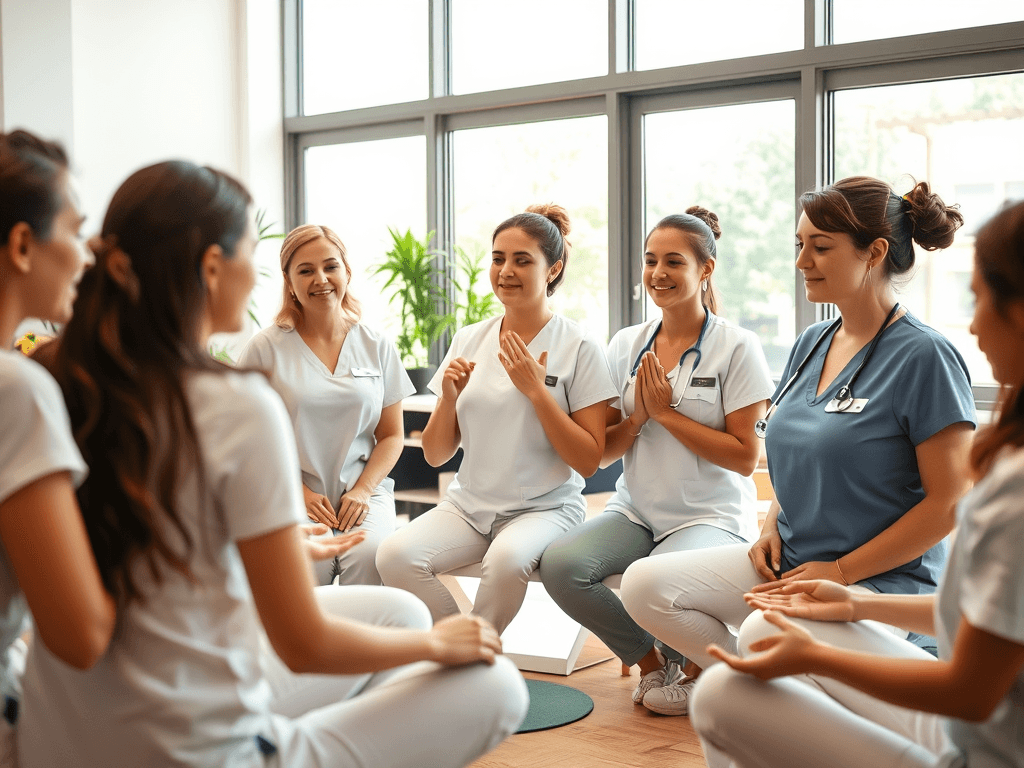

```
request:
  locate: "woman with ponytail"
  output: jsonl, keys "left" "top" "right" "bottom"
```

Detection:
{"left": 0, "top": 129, "right": 112, "bottom": 765}
{"left": 377, "top": 204, "right": 617, "bottom": 634}
{"left": 688, "top": 199, "right": 1024, "bottom": 768}
{"left": 19, "top": 161, "right": 526, "bottom": 768}
{"left": 540, "top": 206, "right": 775, "bottom": 710}
{"left": 619, "top": 177, "right": 976, "bottom": 716}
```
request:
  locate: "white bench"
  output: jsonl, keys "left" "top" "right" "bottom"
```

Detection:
{"left": 441, "top": 562, "right": 622, "bottom": 676}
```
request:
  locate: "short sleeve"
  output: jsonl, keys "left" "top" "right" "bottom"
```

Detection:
{"left": 720, "top": 331, "right": 775, "bottom": 415}
{"left": 237, "top": 332, "right": 271, "bottom": 371}
{"left": 378, "top": 333, "right": 416, "bottom": 407}
{"left": 0, "top": 357, "right": 87, "bottom": 505}
{"left": 605, "top": 328, "right": 634, "bottom": 409}
{"left": 891, "top": 335, "right": 976, "bottom": 445}
{"left": 200, "top": 373, "right": 305, "bottom": 542}
{"left": 566, "top": 336, "right": 618, "bottom": 412}
{"left": 958, "top": 464, "right": 1024, "bottom": 644}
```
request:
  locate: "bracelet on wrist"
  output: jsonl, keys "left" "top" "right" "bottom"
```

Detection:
{"left": 835, "top": 558, "right": 850, "bottom": 586}
{"left": 628, "top": 420, "right": 643, "bottom": 437}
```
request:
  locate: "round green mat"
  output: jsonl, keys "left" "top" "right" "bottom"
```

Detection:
{"left": 517, "top": 679, "right": 594, "bottom": 733}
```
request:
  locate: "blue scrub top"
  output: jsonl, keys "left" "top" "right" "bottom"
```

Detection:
{"left": 764, "top": 313, "right": 976, "bottom": 595}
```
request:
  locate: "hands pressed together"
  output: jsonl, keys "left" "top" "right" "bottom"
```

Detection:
{"left": 303, "top": 485, "right": 371, "bottom": 533}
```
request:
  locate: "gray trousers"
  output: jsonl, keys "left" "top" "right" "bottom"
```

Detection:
{"left": 540, "top": 512, "right": 743, "bottom": 666}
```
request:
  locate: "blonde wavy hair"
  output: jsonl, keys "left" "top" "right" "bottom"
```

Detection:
{"left": 275, "top": 224, "right": 361, "bottom": 330}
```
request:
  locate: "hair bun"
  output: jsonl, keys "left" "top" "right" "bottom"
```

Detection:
{"left": 685, "top": 205, "right": 722, "bottom": 240}
{"left": 525, "top": 203, "right": 572, "bottom": 239}
{"left": 902, "top": 181, "right": 963, "bottom": 251}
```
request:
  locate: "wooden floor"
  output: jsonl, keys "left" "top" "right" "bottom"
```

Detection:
{"left": 470, "top": 634, "right": 708, "bottom": 768}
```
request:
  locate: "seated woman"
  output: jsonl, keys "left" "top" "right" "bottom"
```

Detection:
{"left": 239, "top": 224, "right": 414, "bottom": 586}
{"left": 690, "top": 199, "right": 1024, "bottom": 768}
{"left": 540, "top": 207, "right": 773, "bottom": 706}
{"left": 18, "top": 160, "right": 527, "bottom": 768}
{"left": 377, "top": 204, "right": 617, "bottom": 635}
{"left": 620, "top": 176, "right": 976, "bottom": 716}
{"left": 0, "top": 129, "right": 114, "bottom": 765}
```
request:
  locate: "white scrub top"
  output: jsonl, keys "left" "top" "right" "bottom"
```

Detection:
{"left": 19, "top": 370, "right": 307, "bottom": 768}
{"left": 936, "top": 445, "right": 1024, "bottom": 768}
{"left": 240, "top": 323, "right": 415, "bottom": 508}
{"left": 0, "top": 351, "right": 87, "bottom": 705}
{"left": 604, "top": 312, "right": 774, "bottom": 542}
{"left": 429, "top": 314, "right": 617, "bottom": 533}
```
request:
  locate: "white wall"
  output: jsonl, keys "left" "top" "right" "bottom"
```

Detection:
{"left": 2, "top": 0, "right": 285, "bottom": 354}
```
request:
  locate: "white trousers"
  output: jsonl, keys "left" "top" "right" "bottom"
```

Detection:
{"left": 310, "top": 490, "right": 396, "bottom": 587}
{"left": 259, "top": 585, "right": 528, "bottom": 768}
{"left": 689, "top": 610, "right": 959, "bottom": 768}
{"left": 376, "top": 505, "right": 574, "bottom": 634}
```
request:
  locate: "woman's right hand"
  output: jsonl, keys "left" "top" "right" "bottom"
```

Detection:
{"left": 440, "top": 357, "right": 476, "bottom": 403}
{"left": 745, "top": 579, "right": 856, "bottom": 622}
{"left": 302, "top": 485, "right": 338, "bottom": 529}
{"left": 428, "top": 614, "right": 502, "bottom": 666}
{"left": 748, "top": 528, "right": 783, "bottom": 582}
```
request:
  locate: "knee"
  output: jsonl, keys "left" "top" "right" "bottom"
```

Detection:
{"left": 480, "top": 547, "right": 535, "bottom": 583}
{"left": 689, "top": 663, "right": 749, "bottom": 740}
{"left": 619, "top": 559, "right": 662, "bottom": 624}
{"left": 538, "top": 544, "right": 589, "bottom": 596}
{"left": 479, "top": 656, "right": 530, "bottom": 733}
{"left": 375, "top": 530, "right": 420, "bottom": 583}
{"left": 378, "top": 587, "right": 433, "bottom": 630}
{"left": 736, "top": 610, "right": 777, "bottom": 657}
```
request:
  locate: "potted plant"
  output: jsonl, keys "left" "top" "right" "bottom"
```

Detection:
{"left": 373, "top": 228, "right": 454, "bottom": 392}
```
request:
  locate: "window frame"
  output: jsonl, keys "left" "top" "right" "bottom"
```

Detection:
{"left": 282, "top": 0, "right": 1024, "bottom": 404}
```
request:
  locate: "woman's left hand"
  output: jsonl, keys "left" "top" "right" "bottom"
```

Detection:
{"left": 298, "top": 523, "right": 367, "bottom": 561}
{"left": 707, "top": 610, "right": 818, "bottom": 680}
{"left": 638, "top": 352, "right": 674, "bottom": 421}
{"left": 781, "top": 560, "right": 849, "bottom": 584}
{"left": 336, "top": 487, "right": 372, "bottom": 532}
{"left": 499, "top": 331, "right": 548, "bottom": 400}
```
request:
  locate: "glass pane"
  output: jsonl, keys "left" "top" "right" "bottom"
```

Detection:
{"left": 635, "top": 0, "right": 803, "bottom": 71}
{"left": 304, "top": 137, "right": 427, "bottom": 339}
{"left": 453, "top": 116, "right": 609, "bottom": 342}
{"left": 644, "top": 100, "right": 797, "bottom": 376}
{"left": 302, "top": 0, "right": 427, "bottom": 115}
{"left": 451, "top": 0, "right": 607, "bottom": 94}
{"left": 834, "top": 72, "right": 1024, "bottom": 385}
{"left": 832, "top": 0, "right": 1024, "bottom": 45}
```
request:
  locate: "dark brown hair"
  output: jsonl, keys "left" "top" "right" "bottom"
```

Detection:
{"left": 800, "top": 176, "right": 963, "bottom": 278}
{"left": 0, "top": 129, "right": 69, "bottom": 240}
{"left": 969, "top": 201, "right": 1024, "bottom": 476}
{"left": 47, "top": 160, "right": 253, "bottom": 602}
{"left": 275, "top": 224, "right": 361, "bottom": 330}
{"left": 645, "top": 206, "right": 722, "bottom": 313}
{"left": 492, "top": 203, "right": 571, "bottom": 296}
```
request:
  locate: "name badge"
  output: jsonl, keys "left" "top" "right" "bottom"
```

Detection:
{"left": 351, "top": 368, "right": 380, "bottom": 378}
{"left": 690, "top": 377, "right": 716, "bottom": 388}
{"left": 824, "top": 397, "right": 869, "bottom": 413}
{"left": 544, "top": 375, "right": 558, "bottom": 387}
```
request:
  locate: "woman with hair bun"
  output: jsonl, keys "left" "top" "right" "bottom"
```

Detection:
{"left": 620, "top": 177, "right": 976, "bottom": 716}
{"left": 541, "top": 206, "right": 774, "bottom": 710}
{"left": 689, "top": 199, "right": 1024, "bottom": 768}
{"left": 0, "top": 129, "right": 112, "bottom": 765}
{"left": 239, "top": 224, "right": 414, "bottom": 586}
{"left": 19, "top": 160, "right": 526, "bottom": 768}
{"left": 377, "top": 204, "right": 617, "bottom": 634}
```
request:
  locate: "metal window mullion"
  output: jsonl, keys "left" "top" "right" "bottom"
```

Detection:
{"left": 427, "top": 112, "right": 454, "bottom": 366}
{"left": 429, "top": 0, "right": 451, "bottom": 99}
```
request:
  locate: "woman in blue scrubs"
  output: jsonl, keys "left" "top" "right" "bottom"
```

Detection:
{"left": 620, "top": 176, "right": 976, "bottom": 716}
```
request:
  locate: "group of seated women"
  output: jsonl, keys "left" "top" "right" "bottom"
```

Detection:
{"left": 1, "top": 125, "right": 1022, "bottom": 768}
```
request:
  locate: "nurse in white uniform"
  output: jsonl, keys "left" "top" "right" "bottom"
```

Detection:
{"left": 18, "top": 161, "right": 526, "bottom": 768}
{"left": 239, "top": 224, "right": 415, "bottom": 585}
{"left": 541, "top": 206, "right": 774, "bottom": 708}
{"left": 0, "top": 129, "right": 114, "bottom": 765}
{"left": 377, "top": 204, "right": 617, "bottom": 634}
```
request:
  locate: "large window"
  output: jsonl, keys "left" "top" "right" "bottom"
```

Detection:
{"left": 285, "top": 0, "right": 1024, "bottom": 403}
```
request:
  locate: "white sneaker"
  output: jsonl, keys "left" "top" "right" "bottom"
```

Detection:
{"left": 630, "top": 659, "right": 680, "bottom": 704}
{"left": 642, "top": 677, "right": 697, "bottom": 716}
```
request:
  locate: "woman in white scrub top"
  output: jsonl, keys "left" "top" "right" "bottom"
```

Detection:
{"left": 541, "top": 206, "right": 773, "bottom": 709}
{"left": 240, "top": 224, "right": 414, "bottom": 586}
{"left": 18, "top": 161, "right": 526, "bottom": 768}
{"left": 0, "top": 130, "right": 114, "bottom": 766}
{"left": 377, "top": 204, "right": 617, "bottom": 634}
{"left": 688, "top": 201, "right": 1024, "bottom": 768}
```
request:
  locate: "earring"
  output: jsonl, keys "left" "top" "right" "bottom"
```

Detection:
{"left": 701, "top": 279, "right": 708, "bottom": 291}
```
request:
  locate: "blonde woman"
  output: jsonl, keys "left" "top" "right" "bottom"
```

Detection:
{"left": 240, "top": 225, "right": 414, "bottom": 585}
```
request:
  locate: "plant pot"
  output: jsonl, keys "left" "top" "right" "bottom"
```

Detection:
{"left": 406, "top": 366, "right": 438, "bottom": 395}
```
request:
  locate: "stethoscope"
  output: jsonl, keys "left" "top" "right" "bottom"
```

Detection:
{"left": 754, "top": 302, "right": 902, "bottom": 439}
{"left": 627, "top": 306, "right": 711, "bottom": 409}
